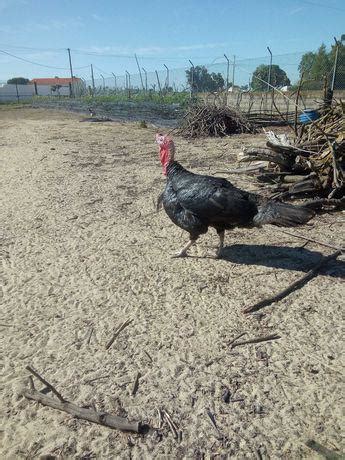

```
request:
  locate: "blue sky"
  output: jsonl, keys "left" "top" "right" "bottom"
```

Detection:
{"left": 0, "top": 0, "right": 344, "bottom": 87}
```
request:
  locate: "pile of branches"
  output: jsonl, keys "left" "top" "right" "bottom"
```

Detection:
{"left": 240, "top": 101, "right": 344, "bottom": 207}
{"left": 178, "top": 103, "right": 257, "bottom": 138}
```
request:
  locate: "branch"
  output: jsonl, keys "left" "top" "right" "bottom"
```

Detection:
{"left": 25, "top": 366, "right": 65, "bottom": 402}
{"left": 231, "top": 334, "right": 280, "bottom": 348}
{"left": 21, "top": 388, "right": 142, "bottom": 433}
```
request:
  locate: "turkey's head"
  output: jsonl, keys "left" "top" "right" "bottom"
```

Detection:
{"left": 156, "top": 133, "right": 175, "bottom": 176}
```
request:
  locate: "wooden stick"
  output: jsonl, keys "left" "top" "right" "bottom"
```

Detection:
{"left": 83, "top": 374, "right": 110, "bottom": 385}
{"left": 228, "top": 332, "right": 247, "bottom": 348}
{"left": 26, "top": 366, "right": 65, "bottom": 402}
{"left": 163, "top": 410, "right": 178, "bottom": 439}
{"left": 231, "top": 334, "right": 281, "bottom": 348}
{"left": 279, "top": 229, "right": 344, "bottom": 251}
{"left": 21, "top": 388, "right": 142, "bottom": 433}
{"left": 105, "top": 319, "right": 133, "bottom": 350}
{"left": 131, "top": 372, "right": 141, "bottom": 396}
{"left": 244, "top": 250, "right": 342, "bottom": 314}
{"left": 305, "top": 439, "right": 343, "bottom": 460}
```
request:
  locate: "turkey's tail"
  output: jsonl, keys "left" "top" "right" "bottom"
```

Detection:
{"left": 253, "top": 201, "right": 315, "bottom": 227}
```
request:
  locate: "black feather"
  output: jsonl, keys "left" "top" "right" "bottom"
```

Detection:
{"left": 161, "top": 160, "right": 314, "bottom": 239}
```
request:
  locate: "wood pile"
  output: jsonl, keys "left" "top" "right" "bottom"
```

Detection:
{"left": 246, "top": 111, "right": 296, "bottom": 127}
{"left": 240, "top": 101, "right": 344, "bottom": 207}
{"left": 178, "top": 103, "right": 257, "bottom": 138}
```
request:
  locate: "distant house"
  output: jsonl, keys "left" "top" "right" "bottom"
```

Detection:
{"left": 0, "top": 77, "right": 85, "bottom": 101}
{"left": 30, "top": 77, "right": 82, "bottom": 86}
{"left": 30, "top": 77, "right": 85, "bottom": 96}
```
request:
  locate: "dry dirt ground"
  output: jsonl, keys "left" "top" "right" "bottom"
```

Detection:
{"left": 0, "top": 107, "right": 344, "bottom": 459}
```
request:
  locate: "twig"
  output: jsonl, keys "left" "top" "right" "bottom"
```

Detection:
{"left": 105, "top": 319, "right": 133, "bottom": 350}
{"left": 83, "top": 374, "right": 110, "bottom": 385}
{"left": 228, "top": 332, "right": 247, "bottom": 348}
{"left": 231, "top": 334, "right": 281, "bottom": 348}
{"left": 206, "top": 408, "right": 224, "bottom": 440}
{"left": 163, "top": 410, "right": 178, "bottom": 439}
{"left": 244, "top": 250, "right": 342, "bottom": 313}
{"left": 144, "top": 350, "right": 153, "bottom": 363}
{"left": 25, "top": 366, "right": 65, "bottom": 402}
{"left": 21, "top": 388, "right": 142, "bottom": 433}
{"left": 157, "top": 408, "right": 164, "bottom": 429}
{"left": 131, "top": 372, "right": 141, "bottom": 396}
{"left": 279, "top": 229, "right": 344, "bottom": 251}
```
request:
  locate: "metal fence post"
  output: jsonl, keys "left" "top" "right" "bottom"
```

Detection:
{"left": 224, "top": 54, "right": 229, "bottom": 89}
{"left": 112, "top": 72, "right": 117, "bottom": 91}
{"left": 90, "top": 64, "right": 95, "bottom": 94}
{"left": 164, "top": 64, "right": 169, "bottom": 90}
{"left": 155, "top": 70, "right": 162, "bottom": 94}
{"left": 331, "top": 37, "right": 340, "bottom": 91}
{"left": 142, "top": 68, "right": 148, "bottom": 92}
{"left": 126, "top": 71, "right": 131, "bottom": 98}
{"left": 134, "top": 54, "right": 144, "bottom": 91}
{"left": 189, "top": 60, "right": 194, "bottom": 97}
{"left": 15, "top": 83, "right": 19, "bottom": 102}
{"left": 100, "top": 74, "right": 105, "bottom": 92}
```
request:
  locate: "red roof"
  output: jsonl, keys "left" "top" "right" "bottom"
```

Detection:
{"left": 30, "top": 77, "right": 81, "bottom": 85}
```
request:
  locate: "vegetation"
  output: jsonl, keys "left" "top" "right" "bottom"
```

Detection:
{"left": 298, "top": 42, "right": 345, "bottom": 89}
{"left": 7, "top": 77, "right": 30, "bottom": 85}
{"left": 81, "top": 90, "right": 191, "bottom": 106}
{"left": 251, "top": 65, "right": 290, "bottom": 91}
{"left": 186, "top": 66, "right": 225, "bottom": 92}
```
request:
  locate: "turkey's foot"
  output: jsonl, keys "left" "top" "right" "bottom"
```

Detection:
{"left": 214, "top": 231, "right": 225, "bottom": 259}
{"left": 171, "top": 239, "right": 196, "bottom": 258}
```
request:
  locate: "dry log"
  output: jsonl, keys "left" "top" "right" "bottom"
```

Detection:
{"left": 241, "top": 147, "right": 295, "bottom": 169}
{"left": 21, "top": 388, "right": 143, "bottom": 433}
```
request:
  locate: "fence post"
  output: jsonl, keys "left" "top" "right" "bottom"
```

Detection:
{"left": 15, "top": 83, "right": 19, "bottom": 102}
{"left": 155, "top": 70, "right": 162, "bottom": 94}
{"left": 126, "top": 71, "right": 131, "bottom": 98}
{"left": 142, "top": 68, "right": 148, "bottom": 92}
{"left": 189, "top": 60, "right": 194, "bottom": 98}
{"left": 69, "top": 82, "right": 72, "bottom": 97}
{"left": 34, "top": 82, "right": 38, "bottom": 95}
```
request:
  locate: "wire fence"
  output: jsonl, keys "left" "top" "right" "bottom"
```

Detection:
{"left": 85, "top": 50, "right": 344, "bottom": 94}
{"left": 1, "top": 46, "right": 344, "bottom": 104}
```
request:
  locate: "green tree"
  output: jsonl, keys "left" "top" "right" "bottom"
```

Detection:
{"left": 251, "top": 64, "right": 290, "bottom": 91}
{"left": 7, "top": 77, "right": 30, "bottom": 85}
{"left": 186, "top": 66, "right": 225, "bottom": 92}
{"left": 298, "top": 44, "right": 333, "bottom": 89}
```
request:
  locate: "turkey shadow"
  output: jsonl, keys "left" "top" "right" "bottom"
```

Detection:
{"left": 216, "top": 244, "right": 345, "bottom": 278}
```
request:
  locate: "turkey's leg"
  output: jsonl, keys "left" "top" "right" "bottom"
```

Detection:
{"left": 216, "top": 230, "right": 225, "bottom": 258}
{"left": 172, "top": 238, "right": 197, "bottom": 258}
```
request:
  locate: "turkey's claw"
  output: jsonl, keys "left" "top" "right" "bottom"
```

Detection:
{"left": 171, "top": 251, "right": 188, "bottom": 258}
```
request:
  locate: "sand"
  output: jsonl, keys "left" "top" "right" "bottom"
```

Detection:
{"left": 0, "top": 107, "right": 344, "bottom": 459}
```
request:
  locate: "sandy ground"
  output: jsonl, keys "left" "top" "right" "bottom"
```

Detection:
{"left": 0, "top": 107, "right": 344, "bottom": 459}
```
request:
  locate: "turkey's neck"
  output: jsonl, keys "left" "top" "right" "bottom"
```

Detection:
{"left": 166, "top": 160, "right": 187, "bottom": 178}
